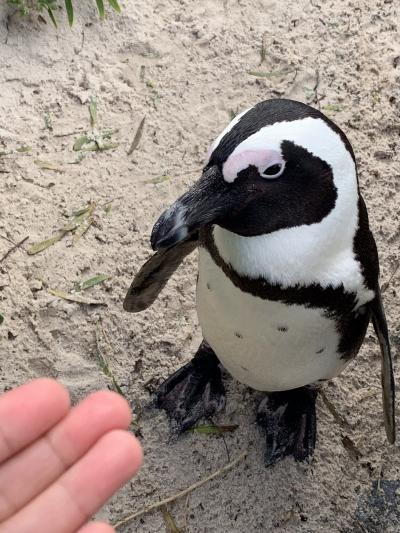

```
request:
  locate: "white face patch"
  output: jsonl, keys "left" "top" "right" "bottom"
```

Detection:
{"left": 215, "top": 115, "right": 355, "bottom": 186}
{"left": 222, "top": 148, "right": 285, "bottom": 182}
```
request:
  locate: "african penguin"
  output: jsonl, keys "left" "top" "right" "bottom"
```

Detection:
{"left": 124, "top": 99, "right": 395, "bottom": 465}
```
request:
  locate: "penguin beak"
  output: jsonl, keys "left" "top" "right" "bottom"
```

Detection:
{"left": 151, "top": 165, "right": 236, "bottom": 250}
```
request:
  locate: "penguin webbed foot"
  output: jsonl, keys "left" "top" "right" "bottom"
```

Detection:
{"left": 257, "top": 386, "right": 317, "bottom": 467}
{"left": 154, "top": 341, "right": 225, "bottom": 434}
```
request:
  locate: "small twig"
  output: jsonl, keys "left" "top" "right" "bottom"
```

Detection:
{"left": 113, "top": 452, "right": 247, "bottom": 529}
{"left": 76, "top": 29, "right": 85, "bottom": 54}
{"left": 289, "top": 67, "right": 299, "bottom": 85}
{"left": 127, "top": 116, "right": 146, "bottom": 155}
{"left": 98, "top": 196, "right": 123, "bottom": 209}
{"left": 356, "top": 521, "right": 369, "bottom": 533}
{"left": 183, "top": 494, "right": 190, "bottom": 532}
{"left": 381, "top": 260, "right": 400, "bottom": 293}
{"left": 160, "top": 505, "right": 181, "bottom": 532}
{"left": 54, "top": 129, "right": 85, "bottom": 138}
{"left": 0, "top": 236, "right": 29, "bottom": 263}
{"left": 260, "top": 32, "right": 267, "bottom": 64}
{"left": 341, "top": 435, "right": 362, "bottom": 461}
{"left": 0, "top": 235, "right": 16, "bottom": 245}
{"left": 320, "top": 390, "right": 353, "bottom": 430}
{"left": 312, "top": 69, "right": 321, "bottom": 108}
{"left": 21, "top": 176, "right": 56, "bottom": 189}
{"left": 94, "top": 323, "right": 125, "bottom": 396}
{"left": 210, "top": 416, "right": 231, "bottom": 462}
{"left": 4, "top": 14, "right": 10, "bottom": 45}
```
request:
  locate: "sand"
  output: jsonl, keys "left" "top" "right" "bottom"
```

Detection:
{"left": 0, "top": 0, "right": 399, "bottom": 531}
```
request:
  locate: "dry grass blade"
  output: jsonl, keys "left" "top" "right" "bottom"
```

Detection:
{"left": 323, "top": 103, "right": 342, "bottom": 113}
{"left": 341, "top": 435, "right": 362, "bottom": 461}
{"left": 381, "top": 261, "right": 400, "bottom": 293}
{"left": 34, "top": 159, "right": 63, "bottom": 172}
{"left": 81, "top": 141, "right": 118, "bottom": 151}
{"left": 183, "top": 494, "right": 190, "bottom": 532}
{"left": 248, "top": 68, "right": 293, "bottom": 78}
{"left": 0, "top": 145, "right": 31, "bottom": 157}
{"left": 89, "top": 96, "right": 97, "bottom": 129}
{"left": 28, "top": 202, "right": 97, "bottom": 255}
{"left": 160, "top": 506, "right": 181, "bottom": 533}
{"left": 69, "top": 205, "right": 93, "bottom": 218}
{"left": 0, "top": 236, "right": 29, "bottom": 263}
{"left": 69, "top": 202, "right": 96, "bottom": 244}
{"left": 72, "top": 274, "right": 110, "bottom": 293}
{"left": 27, "top": 232, "right": 66, "bottom": 255}
{"left": 113, "top": 452, "right": 247, "bottom": 529}
{"left": 127, "top": 116, "right": 145, "bottom": 155}
{"left": 104, "top": 202, "right": 112, "bottom": 214}
{"left": 72, "top": 216, "right": 93, "bottom": 244}
{"left": 189, "top": 424, "right": 239, "bottom": 434}
{"left": 144, "top": 174, "right": 171, "bottom": 185}
{"left": 229, "top": 109, "right": 236, "bottom": 119}
{"left": 16, "top": 145, "right": 31, "bottom": 153}
{"left": 130, "top": 402, "right": 142, "bottom": 437}
{"left": 73, "top": 136, "right": 90, "bottom": 151}
{"left": 95, "top": 142, "right": 119, "bottom": 151}
{"left": 48, "top": 289, "right": 106, "bottom": 306}
{"left": 63, "top": 209, "right": 91, "bottom": 231}
{"left": 73, "top": 129, "right": 118, "bottom": 152}
{"left": 95, "top": 328, "right": 124, "bottom": 396}
{"left": 260, "top": 32, "right": 267, "bottom": 64}
{"left": 320, "top": 390, "right": 353, "bottom": 430}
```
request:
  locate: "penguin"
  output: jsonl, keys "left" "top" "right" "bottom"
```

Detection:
{"left": 124, "top": 99, "right": 395, "bottom": 465}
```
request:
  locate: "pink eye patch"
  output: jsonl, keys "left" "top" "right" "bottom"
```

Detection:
{"left": 222, "top": 149, "right": 284, "bottom": 182}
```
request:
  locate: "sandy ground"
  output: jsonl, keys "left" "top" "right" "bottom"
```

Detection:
{"left": 0, "top": 1, "right": 400, "bottom": 531}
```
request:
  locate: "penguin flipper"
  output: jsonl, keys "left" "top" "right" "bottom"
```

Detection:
{"left": 123, "top": 235, "right": 198, "bottom": 313}
{"left": 370, "top": 286, "right": 396, "bottom": 444}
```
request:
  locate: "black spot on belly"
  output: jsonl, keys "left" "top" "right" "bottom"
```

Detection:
{"left": 240, "top": 365, "right": 249, "bottom": 371}
{"left": 277, "top": 326, "right": 288, "bottom": 332}
{"left": 207, "top": 282, "right": 211, "bottom": 290}
{"left": 235, "top": 332, "right": 243, "bottom": 339}
{"left": 316, "top": 347, "right": 325, "bottom": 354}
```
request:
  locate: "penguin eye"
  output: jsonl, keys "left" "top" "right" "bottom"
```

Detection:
{"left": 260, "top": 163, "right": 284, "bottom": 179}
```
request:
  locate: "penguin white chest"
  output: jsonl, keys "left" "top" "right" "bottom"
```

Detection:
{"left": 196, "top": 248, "right": 347, "bottom": 391}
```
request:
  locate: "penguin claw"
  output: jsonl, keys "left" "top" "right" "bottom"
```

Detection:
{"left": 257, "top": 387, "right": 317, "bottom": 467}
{"left": 154, "top": 342, "right": 226, "bottom": 434}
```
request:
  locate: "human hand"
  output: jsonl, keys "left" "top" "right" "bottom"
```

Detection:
{"left": 0, "top": 378, "right": 143, "bottom": 533}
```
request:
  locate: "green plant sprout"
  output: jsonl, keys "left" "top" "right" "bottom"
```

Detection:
{"left": 8, "top": 0, "right": 121, "bottom": 27}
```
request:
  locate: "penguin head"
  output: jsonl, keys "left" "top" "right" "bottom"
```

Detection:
{"left": 151, "top": 99, "right": 357, "bottom": 250}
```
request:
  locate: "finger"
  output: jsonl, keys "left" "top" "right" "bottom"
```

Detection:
{"left": 0, "top": 379, "right": 70, "bottom": 464}
{"left": 0, "top": 391, "right": 132, "bottom": 521}
{"left": 0, "top": 430, "right": 143, "bottom": 533}
{"left": 77, "top": 522, "right": 115, "bottom": 533}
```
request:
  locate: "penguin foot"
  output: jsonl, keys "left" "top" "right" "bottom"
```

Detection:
{"left": 154, "top": 341, "right": 225, "bottom": 434}
{"left": 257, "top": 387, "right": 317, "bottom": 467}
